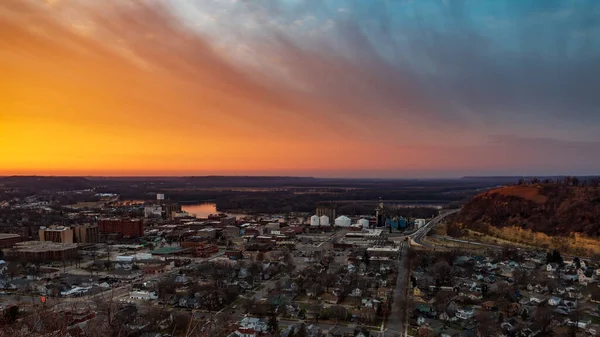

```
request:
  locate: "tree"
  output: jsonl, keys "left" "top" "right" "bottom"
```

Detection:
{"left": 267, "top": 312, "right": 279, "bottom": 336}
{"left": 363, "top": 250, "right": 370, "bottom": 267}
{"left": 256, "top": 251, "right": 265, "bottom": 262}
{"left": 534, "top": 305, "right": 555, "bottom": 333}
{"left": 330, "top": 305, "right": 348, "bottom": 323}
{"left": 481, "top": 283, "right": 489, "bottom": 298}
{"left": 418, "top": 327, "right": 436, "bottom": 337}
{"left": 433, "top": 260, "right": 452, "bottom": 284}
{"left": 475, "top": 311, "right": 497, "bottom": 336}
{"left": 299, "top": 323, "right": 312, "bottom": 337}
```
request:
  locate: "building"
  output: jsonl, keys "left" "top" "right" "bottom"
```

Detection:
{"left": 0, "top": 233, "right": 22, "bottom": 248}
{"left": 194, "top": 243, "right": 219, "bottom": 257}
{"left": 316, "top": 205, "right": 336, "bottom": 222}
{"left": 334, "top": 216, "right": 352, "bottom": 227}
{"left": 98, "top": 219, "right": 144, "bottom": 237}
{"left": 3, "top": 241, "right": 78, "bottom": 261}
{"left": 73, "top": 224, "right": 99, "bottom": 243}
{"left": 195, "top": 228, "right": 217, "bottom": 239}
{"left": 375, "top": 198, "right": 385, "bottom": 227}
{"left": 163, "top": 202, "right": 182, "bottom": 219}
{"left": 39, "top": 226, "right": 74, "bottom": 243}
{"left": 144, "top": 204, "right": 162, "bottom": 218}
{"left": 223, "top": 226, "right": 240, "bottom": 238}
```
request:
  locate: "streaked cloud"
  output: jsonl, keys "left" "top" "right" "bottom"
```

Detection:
{"left": 1, "top": 0, "right": 599, "bottom": 177}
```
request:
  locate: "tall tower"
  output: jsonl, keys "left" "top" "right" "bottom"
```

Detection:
{"left": 376, "top": 197, "right": 385, "bottom": 227}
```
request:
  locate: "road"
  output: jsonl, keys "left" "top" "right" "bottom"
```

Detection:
{"left": 383, "top": 209, "right": 459, "bottom": 337}
{"left": 410, "top": 209, "right": 460, "bottom": 247}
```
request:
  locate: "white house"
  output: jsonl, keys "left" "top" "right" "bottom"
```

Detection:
{"left": 129, "top": 291, "right": 158, "bottom": 301}
{"left": 530, "top": 296, "right": 545, "bottom": 305}
{"left": 455, "top": 308, "right": 474, "bottom": 320}
{"left": 350, "top": 288, "right": 363, "bottom": 297}
{"left": 240, "top": 318, "right": 267, "bottom": 332}
{"left": 547, "top": 263, "right": 559, "bottom": 272}
{"left": 548, "top": 297, "right": 561, "bottom": 306}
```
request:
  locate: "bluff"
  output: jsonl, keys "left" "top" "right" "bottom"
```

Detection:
{"left": 457, "top": 184, "right": 600, "bottom": 236}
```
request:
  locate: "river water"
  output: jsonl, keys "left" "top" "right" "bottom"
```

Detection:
{"left": 181, "top": 203, "right": 246, "bottom": 219}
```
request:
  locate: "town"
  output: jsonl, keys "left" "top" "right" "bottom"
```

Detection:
{"left": 2, "top": 188, "right": 600, "bottom": 337}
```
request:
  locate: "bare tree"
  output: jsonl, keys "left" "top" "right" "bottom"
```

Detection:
{"left": 535, "top": 304, "right": 555, "bottom": 334}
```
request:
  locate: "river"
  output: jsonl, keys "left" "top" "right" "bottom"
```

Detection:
{"left": 181, "top": 203, "right": 246, "bottom": 219}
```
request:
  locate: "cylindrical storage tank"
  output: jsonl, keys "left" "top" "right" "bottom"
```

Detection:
{"left": 310, "top": 215, "right": 320, "bottom": 227}
{"left": 335, "top": 216, "right": 351, "bottom": 227}
{"left": 319, "top": 215, "right": 330, "bottom": 226}
{"left": 358, "top": 218, "right": 369, "bottom": 227}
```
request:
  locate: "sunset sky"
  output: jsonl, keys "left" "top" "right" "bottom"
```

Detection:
{"left": 1, "top": 0, "right": 599, "bottom": 178}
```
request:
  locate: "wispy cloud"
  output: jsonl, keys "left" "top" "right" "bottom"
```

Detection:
{"left": 1, "top": 0, "right": 599, "bottom": 176}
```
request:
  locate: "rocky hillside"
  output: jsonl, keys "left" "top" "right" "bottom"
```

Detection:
{"left": 457, "top": 183, "right": 600, "bottom": 236}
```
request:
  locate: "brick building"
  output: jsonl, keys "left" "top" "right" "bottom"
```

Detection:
{"left": 0, "top": 233, "right": 22, "bottom": 248}
{"left": 98, "top": 219, "right": 144, "bottom": 237}
{"left": 194, "top": 244, "right": 219, "bottom": 258}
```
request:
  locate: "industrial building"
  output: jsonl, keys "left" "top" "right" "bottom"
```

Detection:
{"left": 316, "top": 205, "right": 336, "bottom": 222}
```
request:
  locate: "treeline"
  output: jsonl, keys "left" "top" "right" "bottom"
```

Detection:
{"left": 517, "top": 176, "right": 600, "bottom": 187}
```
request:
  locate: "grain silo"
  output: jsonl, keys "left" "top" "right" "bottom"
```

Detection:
{"left": 310, "top": 215, "right": 320, "bottom": 227}
{"left": 358, "top": 218, "right": 369, "bottom": 227}
{"left": 335, "top": 215, "right": 351, "bottom": 227}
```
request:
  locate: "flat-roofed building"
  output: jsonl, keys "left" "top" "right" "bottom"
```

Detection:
{"left": 0, "top": 233, "right": 22, "bottom": 248}
{"left": 73, "top": 224, "right": 99, "bottom": 243}
{"left": 98, "top": 218, "right": 144, "bottom": 237}
{"left": 39, "top": 226, "right": 74, "bottom": 243}
{"left": 3, "top": 241, "right": 78, "bottom": 261}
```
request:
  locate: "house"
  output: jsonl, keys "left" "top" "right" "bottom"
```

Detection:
{"left": 350, "top": 288, "right": 362, "bottom": 297}
{"left": 377, "top": 287, "right": 391, "bottom": 299}
{"left": 578, "top": 269, "right": 595, "bottom": 285}
{"left": 481, "top": 301, "right": 496, "bottom": 311}
{"left": 413, "top": 287, "right": 423, "bottom": 297}
{"left": 129, "top": 291, "right": 158, "bottom": 301}
{"left": 455, "top": 307, "right": 474, "bottom": 320}
{"left": 230, "top": 328, "right": 257, "bottom": 337}
{"left": 548, "top": 297, "right": 561, "bottom": 306}
{"left": 283, "top": 280, "right": 299, "bottom": 293}
{"left": 240, "top": 317, "right": 267, "bottom": 332}
{"left": 178, "top": 296, "right": 199, "bottom": 309}
{"left": 529, "top": 295, "right": 545, "bottom": 305}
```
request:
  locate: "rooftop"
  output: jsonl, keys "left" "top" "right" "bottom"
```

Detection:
{"left": 11, "top": 241, "right": 78, "bottom": 252}
{"left": 150, "top": 247, "right": 186, "bottom": 255}
{"left": 0, "top": 233, "right": 20, "bottom": 240}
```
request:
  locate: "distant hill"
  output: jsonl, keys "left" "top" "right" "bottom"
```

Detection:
{"left": 457, "top": 182, "right": 600, "bottom": 236}
{"left": 0, "top": 176, "right": 93, "bottom": 191}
